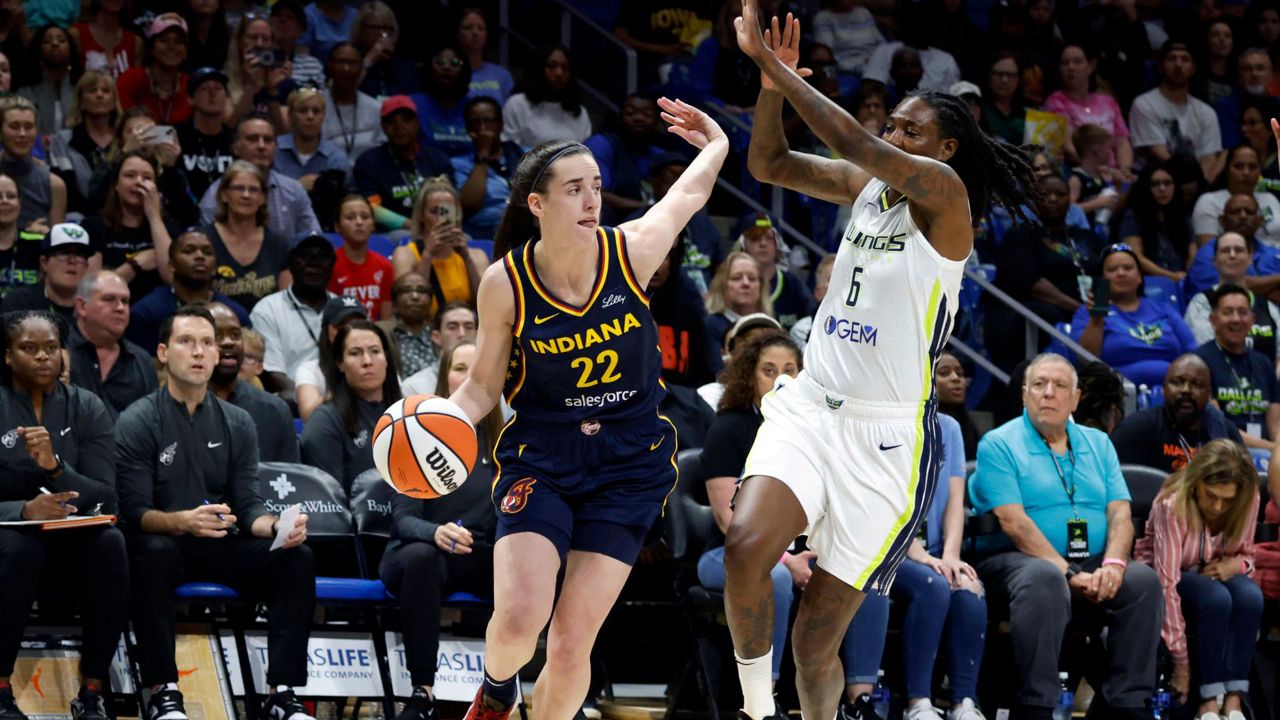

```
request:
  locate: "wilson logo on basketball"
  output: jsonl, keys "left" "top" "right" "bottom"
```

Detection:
{"left": 424, "top": 448, "right": 459, "bottom": 491}
{"left": 501, "top": 478, "right": 537, "bottom": 514}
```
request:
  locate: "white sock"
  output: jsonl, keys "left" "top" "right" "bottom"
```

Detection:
{"left": 735, "top": 650, "right": 774, "bottom": 720}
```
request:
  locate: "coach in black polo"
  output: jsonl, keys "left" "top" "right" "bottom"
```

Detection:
{"left": 114, "top": 305, "right": 316, "bottom": 720}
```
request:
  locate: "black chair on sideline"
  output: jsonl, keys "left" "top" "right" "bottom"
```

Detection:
{"left": 1120, "top": 464, "right": 1168, "bottom": 539}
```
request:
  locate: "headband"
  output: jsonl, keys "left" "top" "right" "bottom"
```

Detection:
{"left": 529, "top": 143, "right": 588, "bottom": 199}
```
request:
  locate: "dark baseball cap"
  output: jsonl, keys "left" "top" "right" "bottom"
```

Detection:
{"left": 322, "top": 295, "right": 368, "bottom": 327}
{"left": 287, "top": 232, "right": 336, "bottom": 262}
{"left": 648, "top": 151, "right": 690, "bottom": 176}
{"left": 188, "top": 67, "right": 229, "bottom": 95}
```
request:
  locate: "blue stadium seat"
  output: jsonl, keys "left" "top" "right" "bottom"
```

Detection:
{"left": 315, "top": 577, "right": 389, "bottom": 602}
{"left": 469, "top": 239, "right": 494, "bottom": 260}
{"left": 1143, "top": 275, "right": 1183, "bottom": 311}
{"left": 368, "top": 234, "right": 395, "bottom": 258}
{"left": 174, "top": 582, "right": 240, "bottom": 600}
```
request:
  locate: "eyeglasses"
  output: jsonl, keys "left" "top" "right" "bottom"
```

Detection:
{"left": 243, "top": 353, "right": 263, "bottom": 363}
{"left": 49, "top": 251, "right": 88, "bottom": 262}
{"left": 228, "top": 184, "right": 264, "bottom": 196}
{"left": 433, "top": 56, "right": 464, "bottom": 68}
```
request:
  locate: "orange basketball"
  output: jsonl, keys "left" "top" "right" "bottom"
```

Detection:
{"left": 372, "top": 394, "right": 477, "bottom": 499}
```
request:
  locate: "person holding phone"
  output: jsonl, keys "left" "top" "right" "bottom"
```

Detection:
{"left": 378, "top": 339, "right": 500, "bottom": 720}
{"left": 1071, "top": 243, "right": 1197, "bottom": 387}
{"left": 391, "top": 177, "right": 488, "bottom": 314}
{"left": 224, "top": 15, "right": 291, "bottom": 128}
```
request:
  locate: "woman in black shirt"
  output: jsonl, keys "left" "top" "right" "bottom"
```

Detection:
{"left": 83, "top": 151, "right": 176, "bottom": 301}
{"left": 0, "top": 310, "right": 127, "bottom": 720}
{"left": 301, "top": 320, "right": 400, "bottom": 493}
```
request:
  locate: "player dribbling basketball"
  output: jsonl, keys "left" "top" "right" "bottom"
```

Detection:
{"left": 447, "top": 98, "right": 727, "bottom": 720}
{"left": 722, "top": 6, "right": 1040, "bottom": 720}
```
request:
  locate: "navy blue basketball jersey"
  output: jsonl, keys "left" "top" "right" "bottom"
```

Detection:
{"left": 501, "top": 226, "right": 664, "bottom": 425}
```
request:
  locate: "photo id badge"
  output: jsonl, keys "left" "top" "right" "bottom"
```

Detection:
{"left": 1066, "top": 518, "right": 1089, "bottom": 561}
{"left": 1248, "top": 422, "right": 1263, "bottom": 438}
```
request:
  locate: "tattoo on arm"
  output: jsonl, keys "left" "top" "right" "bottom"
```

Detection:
{"left": 749, "top": 89, "right": 865, "bottom": 205}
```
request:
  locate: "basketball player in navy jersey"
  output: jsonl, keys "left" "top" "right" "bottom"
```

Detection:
{"left": 722, "top": 6, "right": 1040, "bottom": 720}
{"left": 446, "top": 98, "right": 727, "bottom": 720}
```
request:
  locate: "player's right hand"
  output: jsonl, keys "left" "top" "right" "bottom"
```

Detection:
{"left": 759, "top": 13, "right": 812, "bottom": 91}
{"left": 22, "top": 491, "right": 78, "bottom": 521}
{"left": 185, "top": 503, "right": 235, "bottom": 538}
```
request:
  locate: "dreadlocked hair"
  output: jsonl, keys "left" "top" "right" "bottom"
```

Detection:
{"left": 907, "top": 91, "right": 1040, "bottom": 226}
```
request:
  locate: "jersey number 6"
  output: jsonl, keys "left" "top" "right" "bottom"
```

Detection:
{"left": 571, "top": 349, "right": 623, "bottom": 388}
{"left": 845, "top": 266, "right": 865, "bottom": 307}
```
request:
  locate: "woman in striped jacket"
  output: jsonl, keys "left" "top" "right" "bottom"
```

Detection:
{"left": 1134, "top": 439, "right": 1261, "bottom": 720}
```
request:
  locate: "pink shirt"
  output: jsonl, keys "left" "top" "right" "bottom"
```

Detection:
{"left": 1043, "top": 91, "right": 1131, "bottom": 139}
{"left": 1134, "top": 492, "right": 1259, "bottom": 664}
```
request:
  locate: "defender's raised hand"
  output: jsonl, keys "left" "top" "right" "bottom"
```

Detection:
{"left": 658, "top": 97, "right": 726, "bottom": 150}
{"left": 761, "top": 13, "right": 811, "bottom": 90}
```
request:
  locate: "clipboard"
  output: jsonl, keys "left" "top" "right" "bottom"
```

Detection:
{"left": 0, "top": 515, "right": 117, "bottom": 530}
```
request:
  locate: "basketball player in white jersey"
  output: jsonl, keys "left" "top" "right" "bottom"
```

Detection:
{"left": 725, "top": 6, "right": 1039, "bottom": 720}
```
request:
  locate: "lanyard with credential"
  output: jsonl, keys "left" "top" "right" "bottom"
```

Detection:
{"left": 1045, "top": 434, "right": 1080, "bottom": 519}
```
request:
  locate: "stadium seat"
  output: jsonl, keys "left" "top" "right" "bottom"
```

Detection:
{"left": 468, "top": 239, "right": 494, "bottom": 260}
{"left": 663, "top": 448, "right": 730, "bottom": 718}
{"left": 258, "top": 463, "right": 396, "bottom": 718}
{"left": 1143, "top": 275, "right": 1183, "bottom": 312}
{"left": 1120, "top": 464, "right": 1168, "bottom": 539}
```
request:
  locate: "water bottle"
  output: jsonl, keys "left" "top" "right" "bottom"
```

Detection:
{"left": 1051, "top": 672, "right": 1073, "bottom": 720}
{"left": 871, "top": 670, "right": 891, "bottom": 719}
{"left": 1094, "top": 186, "right": 1119, "bottom": 227}
{"left": 1150, "top": 674, "right": 1171, "bottom": 719}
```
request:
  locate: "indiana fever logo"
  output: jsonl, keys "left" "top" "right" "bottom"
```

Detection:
{"left": 501, "top": 478, "right": 536, "bottom": 514}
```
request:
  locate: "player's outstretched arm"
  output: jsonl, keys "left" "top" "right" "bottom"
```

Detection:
{"left": 736, "top": 2, "right": 967, "bottom": 227}
{"left": 618, "top": 97, "right": 728, "bottom": 286}
{"left": 747, "top": 14, "right": 871, "bottom": 205}
{"left": 449, "top": 263, "right": 514, "bottom": 425}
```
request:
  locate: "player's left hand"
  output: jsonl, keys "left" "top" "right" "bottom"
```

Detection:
{"left": 1090, "top": 563, "right": 1124, "bottom": 603}
{"left": 658, "top": 97, "right": 725, "bottom": 150}
{"left": 760, "top": 13, "right": 812, "bottom": 92}
{"left": 279, "top": 512, "right": 309, "bottom": 549}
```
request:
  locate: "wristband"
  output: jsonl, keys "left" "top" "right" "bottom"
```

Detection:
{"left": 1101, "top": 558, "right": 1127, "bottom": 569}
{"left": 125, "top": 257, "right": 143, "bottom": 274}
{"left": 1242, "top": 557, "right": 1249, "bottom": 575}
{"left": 781, "top": 551, "right": 791, "bottom": 563}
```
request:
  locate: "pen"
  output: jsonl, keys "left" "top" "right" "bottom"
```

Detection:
{"left": 39, "top": 486, "right": 68, "bottom": 508}
{"left": 204, "top": 499, "right": 239, "bottom": 534}
{"left": 450, "top": 519, "right": 464, "bottom": 553}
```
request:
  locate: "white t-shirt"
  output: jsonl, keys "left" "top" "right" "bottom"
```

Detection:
{"left": 501, "top": 93, "right": 593, "bottom": 149}
{"left": 400, "top": 362, "right": 440, "bottom": 398}
{"left": 861, "top": 42, "right": 960, "bottom": 92}
{"left": 812, "top": 7, "right": 885, "bottom": 76}
{"left": 1128, "top": 88, "right": 1222, "bottom": 158}
{"left": 1191, "top": 189, "right": 1280, "bottom": 248}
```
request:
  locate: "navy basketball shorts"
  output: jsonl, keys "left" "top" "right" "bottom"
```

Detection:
{"left": 491, "top": 412, "right": 679, "bottom": 565}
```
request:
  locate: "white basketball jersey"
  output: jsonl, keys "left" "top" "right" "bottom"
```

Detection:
{"left": 804, "top": 179, "right": 968, "bottom": 405}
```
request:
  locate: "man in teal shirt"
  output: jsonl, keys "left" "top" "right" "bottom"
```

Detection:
{"left": 969, "top": 353, "right": 1162, "bottom": 720}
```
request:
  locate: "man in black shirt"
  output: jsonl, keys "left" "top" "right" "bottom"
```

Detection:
{"left": 1194, "top": 283, "right": 1280, "bottom": 448}
{"left": 1111, "top": 354, "right": 1242, "bottom": 472}
{"left": 0, "top": 223, "right": 94, "bottom": 328}
{"left": 177, "top": 67, "right": 235, "bottom": 198}
{"left": 207, "top": 302, "right": 300, "bottom": 464}
{"left": 115, "top": 306, "right": 315, "bottom": 720}
{"left": 68, "top": 270, "right": 158, "bottom": 419}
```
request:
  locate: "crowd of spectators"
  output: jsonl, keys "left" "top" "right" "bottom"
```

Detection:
{"left": 7, "top": 1, "right": 1280, "bottom": 720}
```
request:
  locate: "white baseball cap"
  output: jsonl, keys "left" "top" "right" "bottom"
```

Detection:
{"left": 949, "top": 81, "right": 983, "bottom": 99}
{"left": 41, "top": 223, "right": 92, "bottom": 256}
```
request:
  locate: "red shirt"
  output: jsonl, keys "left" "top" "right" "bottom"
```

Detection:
{"left": 116, "top": 67, "right": 191, "bottom": 124}
{"left": 329, "top": 248, "right": 394, "bottom": 319}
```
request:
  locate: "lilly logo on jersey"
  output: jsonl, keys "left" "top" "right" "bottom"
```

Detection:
{"left": 823, "top": 316, "right": 879, "bottom": 346}
{"left": 526, "top": 312, "right": 642, "bottom": 355}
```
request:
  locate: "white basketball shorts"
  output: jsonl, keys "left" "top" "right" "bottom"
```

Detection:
{"left": 741, "top": 371, "right": 941, "bottom": 592}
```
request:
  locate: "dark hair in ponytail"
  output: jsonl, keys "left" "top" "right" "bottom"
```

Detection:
{"left": 907, "top": 91, "right": 1039, "bottom": 225}
{"left": 492, "top": 140, "right": 593, "bottom": 259}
